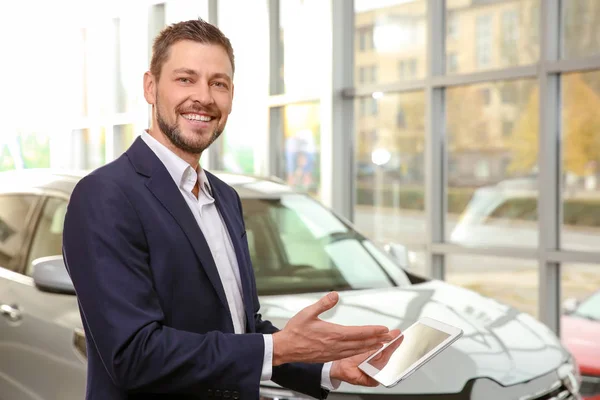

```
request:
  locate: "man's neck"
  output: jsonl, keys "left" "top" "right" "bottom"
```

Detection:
{"left": 146, "top": 128, "right": 201, "bottom": 170}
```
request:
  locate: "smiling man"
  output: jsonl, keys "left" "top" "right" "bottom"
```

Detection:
{"left": 62, "top": 18, "right": 395, "bottom": 400}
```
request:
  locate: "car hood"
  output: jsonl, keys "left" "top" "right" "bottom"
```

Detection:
{"left": 259, "top": 280, "right": 569, "bottom": 395}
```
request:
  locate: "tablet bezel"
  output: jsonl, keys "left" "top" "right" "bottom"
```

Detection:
{"left": 358, "top": 317, "right": 463, "bottom": 388}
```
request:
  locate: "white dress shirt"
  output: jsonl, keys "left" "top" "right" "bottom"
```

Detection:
{"left": 141, "top": 131, "right": 339, "bottom": 390}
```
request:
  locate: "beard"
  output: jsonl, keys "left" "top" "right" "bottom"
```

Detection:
{"left": 156, "top": 98, "right": 223, "bottom": 155}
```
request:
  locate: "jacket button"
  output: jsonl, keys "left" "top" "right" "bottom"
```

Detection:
{"left": 223, "top": 390, "right": 231, "bottom": 398}
{"left": 232, "top": 391, "right": 240, "bottom": 400}
{"left": 215, "top": 389, "right": 222, "bottom": 398}
{"left": 207, "top": 389, "right": 213, "bottom": 397}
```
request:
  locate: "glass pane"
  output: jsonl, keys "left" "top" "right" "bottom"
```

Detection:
{"left": 446, "top": 80, "right": 539, "bottom": 248}
{"left": 69, "top": 129, "right": 106, "bottom": 170}
{"left": 276, "top": 0, "right": 328, "bottom": 95}
{"left": 354, "top": 0, "right": 427, "bottom": 84}
{"left": 276, "top": 102, "right": 321, "bottom": 198}
{"left": 446, "top": 255, "right": 539, "bottom": 318}
{"left": 560, "top": 263, "right": 600, "bottom": 394}
{"left": 219, "top": 0, "right": 269, "bottom": 174}
{"left": 353, "top": 91, "right": 426, "bottom": 247}
{"left": 0, "top": 195, "right": 37, "bottom": 272}
{"left": 0, "top": 131, "right": 50, "bottom": 171}
{"left": 562, "top": 71, "right": 600, "bottom": 252}
{"left": 446, "top": 0, "right": 540, "bottom": 74}
{"left": 113, "top": 124, "right": 137, "bottom": 156}
{"left": 563, "top": 0, "right": 600, "bottom": 59}
{"left": 113, "top": 13, "right": 151, "bottom": 115}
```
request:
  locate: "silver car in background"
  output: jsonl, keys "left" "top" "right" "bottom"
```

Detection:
{"left": 0, "top": 169, "right": 582, "bottom": 399}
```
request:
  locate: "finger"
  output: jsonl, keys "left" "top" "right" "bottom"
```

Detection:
{"left": 325, "top": 324, "right": 391, "bottom": 341}
{"left": 389, "top": 329, "right": 402, "bottom": 340}
{"left": 302, "top": 292, "right": 339, "bottom": 318}
{"left": 360, "top": 375, "right": 380, "bottom": 387}
{"left": 330, "top": 342, "right": 385, "bottom": 361}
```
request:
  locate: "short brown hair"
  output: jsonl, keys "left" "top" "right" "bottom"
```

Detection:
{"left": 150, "top": 18, "right": 235, "bottom": 80}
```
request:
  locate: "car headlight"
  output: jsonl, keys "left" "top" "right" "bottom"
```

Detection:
{"left": 558, "top": 354, "right": 582, "bottom": 395}
{"left": 259, "top": 387, "right": 313, "bottom": 400}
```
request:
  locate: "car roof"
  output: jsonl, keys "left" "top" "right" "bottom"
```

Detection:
{"left": 0, "top": 168, "right": 294, "bottom": 198}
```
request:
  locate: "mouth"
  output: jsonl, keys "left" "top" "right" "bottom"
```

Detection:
{"left": 180, "top": 113, "right": 215, "bottom": 126}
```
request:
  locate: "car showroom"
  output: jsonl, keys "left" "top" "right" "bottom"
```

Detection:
{"left": 0, "top": 0, "right": 599, "bottom": 399}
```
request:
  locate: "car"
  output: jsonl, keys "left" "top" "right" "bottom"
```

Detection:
{"left": 0, "top": 168, "right": 583, "bottom": 399}
{"left": 562, "top": 291, "right": 600, "bottom": 400}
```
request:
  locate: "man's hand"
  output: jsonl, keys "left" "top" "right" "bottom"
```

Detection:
{"left": 272, "top": 292, "right": 394, "bottom": 366}
{"left": 330, "top": 329, "right": 402, "bottom": 387}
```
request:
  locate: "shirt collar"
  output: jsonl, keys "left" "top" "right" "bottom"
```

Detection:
{"left": 140, "top": 131, "right": 212, "bottom": 198}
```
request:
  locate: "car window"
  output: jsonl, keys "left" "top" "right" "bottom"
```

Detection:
{"left": 241, "top": 194, "right": 403, "bottom": 295}
{"left": 574, "top": 291, "right": 600, "bottom": 321}
{"left": 0, "top": 195, "right": 38, "bottom": 272}
{"left": 25, "top": 197, "right": 67, "bottom": 276}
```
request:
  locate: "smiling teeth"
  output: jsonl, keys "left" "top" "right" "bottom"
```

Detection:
{"left": 183, "top": 114, "right": 212, "bottom": 122}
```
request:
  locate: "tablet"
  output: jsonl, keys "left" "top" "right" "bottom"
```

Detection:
{"left": 358, "top": 317, "right": 463, "bottom": 388}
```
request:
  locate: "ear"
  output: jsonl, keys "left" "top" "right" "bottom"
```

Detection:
{"left": 143, "top": 71, "right": 157, "bottom": 105}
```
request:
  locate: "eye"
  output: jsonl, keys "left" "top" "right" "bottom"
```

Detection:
{"left": 212, "top": 81, "right": 228, "bottom": 88}
{"left": 177, "top": 77, "right": 191, "bottom": 83}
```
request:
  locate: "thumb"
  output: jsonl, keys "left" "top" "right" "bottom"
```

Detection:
{"left": 305, "top": 292, "right": 339, "bottom": 318}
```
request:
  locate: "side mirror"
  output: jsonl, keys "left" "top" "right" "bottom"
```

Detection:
{"left": 32, "top": 256, "right": 76, "bottom": 295}
{"left": 562, "top": 297, "right": 579, "bottom": 315}
{"left": 385, "top": 243, "right": 410, "bottom": 269}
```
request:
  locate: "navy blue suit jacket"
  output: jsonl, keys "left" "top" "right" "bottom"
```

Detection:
{"left": 62, "top": 137, "right": 326, "bottom": 400}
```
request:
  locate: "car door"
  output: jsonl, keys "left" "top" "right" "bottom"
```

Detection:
{"left": 0, "top": 193, "right": 42, "bottom": 400}
{"left": 0, "top": 195, "right": 86, "bottom": 400}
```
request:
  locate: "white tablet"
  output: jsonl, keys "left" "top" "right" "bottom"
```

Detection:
{"left": 358, "top": 317, "right": 463, "bottom": 388}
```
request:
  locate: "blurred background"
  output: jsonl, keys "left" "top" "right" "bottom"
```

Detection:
{"left": 1, "top": 0, "right": 600, "bottom": 330}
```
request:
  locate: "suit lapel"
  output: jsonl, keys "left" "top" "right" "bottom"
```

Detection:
{"left": 126, "top": 138, "right": 231, "bottom": 315}
{"left": 207, "top": 175, "right": 255, "bottom": 332}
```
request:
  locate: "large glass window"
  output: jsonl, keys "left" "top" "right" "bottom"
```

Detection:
{"left": 445, "top": 0, "right": 539, "bottom": 74}
{"left": 446, "top": 80, "right": 539, "bottom": 248}
{"left": 275, "top": 102, "right": 321, "bottom": 198}
{"left": 219, "top": 0, "right": 269, "bottom": 174}
{"left": 113, "top": 124, "right": 137, "bottom": 157}
{"left": 0, "top": 195, "right": 38, "bottom": 272}
{"left": 275, "top": 0, "right": 329, "bottom": 95}
{"left": 354, "top": 0, "right": 427, "bottom": 84}
{"left": 353, "top": 92, "right": 426, "bottom": 248}
{"left": 446, "top": 255, "right": 539, "bottom": 318}
{"left": 563, "top": 0, "right": 600, "bottom": 59}
{"left": 561, "top": 71, "right": 600, "bottom": 252}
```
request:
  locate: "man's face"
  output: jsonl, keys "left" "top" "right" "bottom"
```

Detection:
{"left": 144, "top": 40, "right": 234, "bottom": 155}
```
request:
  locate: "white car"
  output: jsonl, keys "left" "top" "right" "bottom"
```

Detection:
{"left": 0, "top": 169, "right": 582, "bottom": 399}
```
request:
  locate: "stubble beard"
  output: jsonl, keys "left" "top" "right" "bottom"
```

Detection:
{"left": 155, "top": 98, "right": 223, "bottom": 155}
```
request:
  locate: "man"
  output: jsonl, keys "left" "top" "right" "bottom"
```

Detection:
{"left": 62, "top": 19, "right": 394, "bottom": 400}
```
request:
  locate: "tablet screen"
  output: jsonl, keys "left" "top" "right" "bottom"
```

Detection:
{"left": 367, "top": 322, "right": 451, "bottom": 384}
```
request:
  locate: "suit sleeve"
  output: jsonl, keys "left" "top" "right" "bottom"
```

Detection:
{"left": 63, "top": 174, "right": 265, "bottom": 395}
{"left": 233, "top": 190, "right": 329, "bottom": 400}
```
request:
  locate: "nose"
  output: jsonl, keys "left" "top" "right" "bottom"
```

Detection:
{"left": 190, "top": 80, "right": 215, "bottom": 106}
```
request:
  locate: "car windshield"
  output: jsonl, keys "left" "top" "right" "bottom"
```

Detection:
{"left": 240, "top": 194, "right": 407, "bottom": 295}
{"left": 573, "top": 291, "right": 600, "bottom": 321}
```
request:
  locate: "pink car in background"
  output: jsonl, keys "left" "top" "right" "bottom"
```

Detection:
{"left": 562, "top": 290, "right": 600, "bottom": 400}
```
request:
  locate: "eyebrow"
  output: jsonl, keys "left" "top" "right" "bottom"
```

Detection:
{"left": 173, "top": 68, "right": 199, "bottom": 76}
{"left": 172, "top": 68, "right": 232, "bottom": 83}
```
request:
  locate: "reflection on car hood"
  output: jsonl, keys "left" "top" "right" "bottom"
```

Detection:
{"left": 259, "top": 280, "right": 568, "bottom": 395}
